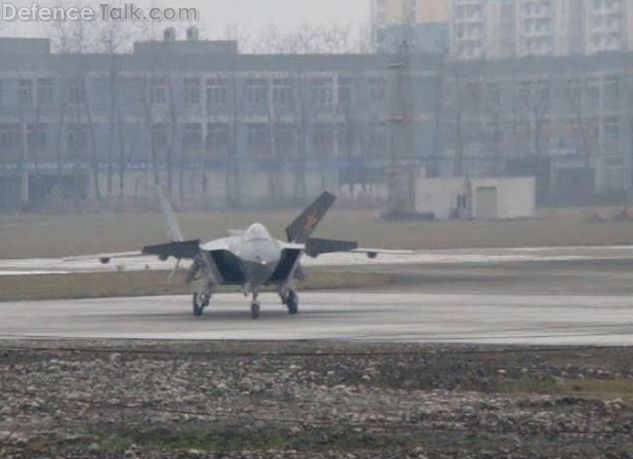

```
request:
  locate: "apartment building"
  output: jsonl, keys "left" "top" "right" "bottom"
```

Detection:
{"left": 371, "top": 0, "right": 633, "bottom": 59}
{"left": 584, "top": 0, "right": 633, "bottom": 53}
{"left": 371, "top": 0, "right": 450, "bottom": 52}
{"left": 371, "top": 0, "right": 450, "bottom": 25}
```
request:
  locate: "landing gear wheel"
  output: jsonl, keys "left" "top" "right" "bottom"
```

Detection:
{"left": 192, "top": 292, "right": 210, "bottom": 317}
{"left": 250, "top": 302, "right": 261, "bottom": 320}
{"left": 287, "top": 290, "right": 299, "bottom": 315}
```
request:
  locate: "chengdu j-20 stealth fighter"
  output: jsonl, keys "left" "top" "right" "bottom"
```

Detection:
{"left": 97, "top": 192, "right": 404, "bottom": 319}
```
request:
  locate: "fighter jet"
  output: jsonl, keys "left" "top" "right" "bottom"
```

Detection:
{"left": 97, "top": 191, "right": 405, "bottom": 319}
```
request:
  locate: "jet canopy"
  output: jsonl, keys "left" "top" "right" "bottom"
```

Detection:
{"left": 243, "top": 223, "right": 273, "bottom": 242}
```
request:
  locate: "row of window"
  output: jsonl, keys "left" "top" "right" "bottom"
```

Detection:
{"left": 0, "top": 123, "right": 390, "bottom": 157}
{"left": 444, "top": 117, "right": 621, "bottom": 145}
{"left": 452, "top": 76, "right": 621, "bottom": 110}
{"left": 0, "top": 78, "right": 86, "bottom": 105}
{"left": 0, "top": 77, "right": 386, "bottom": 107}
{"left": 149, "top": 77, "right": 387, "bottom": 106}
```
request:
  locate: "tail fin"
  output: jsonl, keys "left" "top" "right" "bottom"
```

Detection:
{"left": 286, "top": 191, "right": 336, "bottom": 243}
{"left": 158, "top": 188, "right": 184, "bottom": 242}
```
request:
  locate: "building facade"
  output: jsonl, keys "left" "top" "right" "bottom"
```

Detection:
{"left": 0, "top": 36, "right": 440, "bottom": 210}
{"left": 449, "top": 0, "right": 633, "bottom": 60}
{"left": 371, "top": 0, "right": 451, "bottom": 53}
{"left": 371, "top": 0, "right": 450, "bottom": 27}
{"left": 440, "top": 53, "right": 633, "bottom": 204}
{"left": 1, "top": 35, "right": 633, "bottom": 211}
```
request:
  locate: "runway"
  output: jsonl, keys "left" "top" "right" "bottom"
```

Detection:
{"left": 1, "top": 292, "right": 631, "bottom": 345}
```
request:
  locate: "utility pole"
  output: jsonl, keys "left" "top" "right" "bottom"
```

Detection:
{"left": 385, "top": 3, "right": 416, "bottom": 218}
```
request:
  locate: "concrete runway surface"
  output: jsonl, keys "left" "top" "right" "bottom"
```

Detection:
{"left": 1, "top": 292, "right": 631, "bottom": 345}
{"left": 1, "top": 245, "right": 632, "bottom": 345}
{"left": 2, "top": 245, "right": 633, "bottom": 275}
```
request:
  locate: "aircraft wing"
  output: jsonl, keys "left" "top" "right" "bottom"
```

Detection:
{"left": 142, "top": 240, "right": 201, "bottom": 260}
{"left": 349, "top": 248, "right": 414, "bottom": 259}
{"left": 63, "top": 251, "right": 145, "bottom": 264}
{"left": 304, "top": 237, "right": 411, "bottom": 259}
{"left": 305, "top": 238, "right": 358, "bottom": 257}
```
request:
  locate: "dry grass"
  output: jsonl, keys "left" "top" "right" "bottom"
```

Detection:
{"left": 2, "top": 209, "right": 633, "bottom": 259}
{"left": 0, "top": 270, "right": 394, "bottom": 302}
{"left": 502, "top": 377, "right": 633, "bottom": 400}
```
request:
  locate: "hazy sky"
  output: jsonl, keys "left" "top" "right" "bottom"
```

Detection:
{"left": 1, "top": 0, "right": 371, "bottom": 40}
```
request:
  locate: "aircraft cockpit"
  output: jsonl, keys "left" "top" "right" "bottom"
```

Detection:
{"left": 243, "top": 223, "right": 273, "bottom": 242}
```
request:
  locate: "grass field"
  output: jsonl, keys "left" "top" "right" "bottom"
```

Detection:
{"left": 2, "top": 208, "right": 633, "bottom": 259}
{"left": 0, "top": 270, "right": 394, "bottom": 302}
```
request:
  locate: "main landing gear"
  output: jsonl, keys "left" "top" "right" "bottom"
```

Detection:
{"left": 192, "top": 291, "right": 211, "bottom": 317}
{"left": 281, "top": 289, "right": 299, "bottom": 315}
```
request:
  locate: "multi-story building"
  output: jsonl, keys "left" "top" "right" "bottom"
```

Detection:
{"left": 584, "top": 0, "right": 633, "bottom": 53}
{"left": 371, "top": 0, "right": 451, "bottom": 53}
{"left": 1, "top": 33, "right": 633, "bottom": 211}
{"left": 440, "top": 52, "right": 633, "bottom": 203}
{"left": 0, "top": 35, "right": 440, "bottom": 211}
{"left": 371, "top": 0, "right": 450, "bottom": 26}
{"left": 447, "top": 0, "right": 633, "bottom": 60}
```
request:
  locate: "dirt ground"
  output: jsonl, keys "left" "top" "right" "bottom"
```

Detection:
{"left": 1, "top": 340, "right": 631, "bottom": 458}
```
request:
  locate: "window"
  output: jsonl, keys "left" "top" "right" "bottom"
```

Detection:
{"left": 311, "top": 78, "right": 333, "bottom": 106}
{"left": 369, "top": 126, "right": 388, "bottom": 158}
{"left": 37, "top": 79, "right": 53, "bottom": 104}
{"left": 245, "top": 79, "right": 267, "bottom": 105}
{"left": 0, "top": 123, "right": 20, "bottom": 150}
{"left": 184, "top": 78, "right": 201, "bottom": 105}
{"left": 66, "top": 124, "right": 88, "bottom": 151}
{"left": 206, "top": 123, "right": 229, "bottom": 157}
{"left": 151, "top": 124, "right": 169, "bottom": 153}
{"left": 27, "top": 124, "right": 47, "bottom": 153}
{"left": 369, "top": 78, "right": 386, "bottom": 101}
{"left": 68, "top": 78, "right": 86, "bottom": 104}
{"left": 273, "top": 78, "right": 293, "bottom": 106}
{"left": 536, "top": 79, "right": 551, "bottom": 106}
{"left": 457, "top": 194, "right": 468, "bottom": 209}
{"left": 462, "top": 81, "right": 481, "bottom": 110}
{"left": 603, "top": 76, "right": 619, "bottom": 109}
{"left": 19, "top": 79, "right": 33, "bottom": 105}
{"left": 487, "top": 82, "right": 501, "bottom": 105}
{"left": 274, "top": 124, "right": 295, "bottom": 157}
{"left": 312, "top": 125, "right": 334, "bottom": 158}
{"left": 566, "top": 79, "right": 582, "bottom": 109}
{"left": 148, "top": 78, "right": 167, "bottom": 104}
{"left": 338, "top": 77, "right": 352, "bottom": 105}
{"left": 337, "top": 127, "right": 353, "bottom": 157}
{"left": 604, "top": 117, "right": 619, "bottom": 141}
{"left": 206, "top": 78, "right": 228, "bottom": 106}
{"left": 586, "top": 79, "right": 600, "bottom": 110}
{"left": 182, "top": 123, "right": 203, "bottom": 153}
{"left": 247, "top": 124, "right": 268, "bottom": 156}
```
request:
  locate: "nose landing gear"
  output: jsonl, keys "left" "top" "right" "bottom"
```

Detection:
{"left": 250, "top": 292, "right": 261, "bottom": 319}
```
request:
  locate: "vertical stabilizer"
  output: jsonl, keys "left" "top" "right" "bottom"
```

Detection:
{"left": 286, "top": 192, "right": 336, "bottom": 243}
{"left": 158, "top": 188, "right": 184, "bottom": 242}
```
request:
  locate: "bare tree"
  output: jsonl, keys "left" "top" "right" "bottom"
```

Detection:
{"left": 253, "top": 22, "right": 360, "bottom": 54}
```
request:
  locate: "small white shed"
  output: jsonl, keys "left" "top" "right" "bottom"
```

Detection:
{"left": 414, "top": 177, "right": 536, "bottom": 220}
